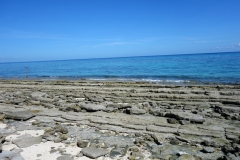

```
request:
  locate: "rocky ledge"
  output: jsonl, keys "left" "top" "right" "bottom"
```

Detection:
{"left": 0, "top": 80, "right": 239, "bottom": 160}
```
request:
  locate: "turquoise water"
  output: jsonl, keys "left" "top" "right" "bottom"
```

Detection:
{"left": 0, "top": 52, "right": 240, "bottom": 84}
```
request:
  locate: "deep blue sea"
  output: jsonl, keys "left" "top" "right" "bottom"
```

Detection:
{"left": 0, "top": 52, "right": 240, "bottom": 84}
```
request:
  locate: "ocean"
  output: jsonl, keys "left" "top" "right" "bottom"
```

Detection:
{"left": 0, "top": 52, "right": 240, "bottom": 84}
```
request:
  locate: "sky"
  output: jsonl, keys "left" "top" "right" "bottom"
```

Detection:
{"left": 0, "top": 0, "right": 240, "bottom": 62}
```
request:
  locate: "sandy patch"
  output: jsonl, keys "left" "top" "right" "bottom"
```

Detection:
{"left": 20, "top": 141, "right": 82, "bottom": 160}
{"left": 2, "top": 143, "right": 19, "bottom": 151}
{"left": 0, "top": 122, "right": 7, "bottom": 128}
{"left": 5, "top": 130, "right": 44, "bottom": 142}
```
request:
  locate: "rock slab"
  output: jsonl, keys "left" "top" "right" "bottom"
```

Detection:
{"left": 81, "top": 147, "right": 108, "bottom": 158}
{"left": 4, "top": 110, "right": 35, "bottom": 121}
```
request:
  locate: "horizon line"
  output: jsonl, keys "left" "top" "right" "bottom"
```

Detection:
{"left": 0, "top": 50, "right": 239, "bottom": 64}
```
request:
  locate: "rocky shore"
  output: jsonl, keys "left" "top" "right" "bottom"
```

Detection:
{"left": 0, "top": 79, "right": 239, "bottom": 160}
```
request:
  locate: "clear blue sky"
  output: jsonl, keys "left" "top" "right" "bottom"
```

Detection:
{"left": 0, "top": 0, "right": 240, "bottom": 62}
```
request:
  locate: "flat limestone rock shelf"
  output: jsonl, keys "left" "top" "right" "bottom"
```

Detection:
{"left": 0, "top": 80, "right": 239, "bottom": 160}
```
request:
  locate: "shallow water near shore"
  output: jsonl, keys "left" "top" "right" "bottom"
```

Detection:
{"left": 0, "top": 52, "right": 240, "bottom": 84}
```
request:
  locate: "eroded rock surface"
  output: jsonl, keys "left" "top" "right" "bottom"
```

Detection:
{"left": 0, "top": 80, "right": 239, "bottom": 159}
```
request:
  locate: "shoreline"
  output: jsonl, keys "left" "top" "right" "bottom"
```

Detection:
{"left": 1, "top": 77, "right": 240, "bottom": 86}
{"left": 0, "top": 79, "right": 239, "bottom": 159}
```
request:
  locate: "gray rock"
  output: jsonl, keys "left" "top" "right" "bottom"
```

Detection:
{"left": 97, "top": 136, "right": 134, "bottom": 148}
{"left": 225, "top": 153, "right": 240, "bottom": 160}
{"left": 195, "top": 151, "right": 225, "bottom": 160}
{"left": 12, "top": 134, "right": 42, "bottom": 148}
{"left": 151, "top": 133, "right": 165, "bottom": 145}
{"left": 106, "top": 104, "right": 131, "bottom": 109}
{"left": 4, "top": 110, "right": 35, "bottom": 121}
{"left": 54, "top": 125, "right": 68, "bottom": 134}
{"left": 80, "top": 103, "right": 106, "bottom": 112}
{"left": 57, "top": 155, "right": 73, "bottom": 160}
{"left": 178, "top": 125, "right": 225, "bottom": 138}
{"left": 131, "top": 151, "right": 145, "bottom": 159}
{"left": 110, "top": 147, "right": 127, "bottom": 158}
{"left": 215, "top": 105, "right": 240, "bottom": 113}
{"left": 167, "top": 118, "right": 179, "bottom": 124}
{"left": 202, "top": 146, "right": 215, "bottom": 153}
{"left": 81, "top": 147, "right": 108, "bottom": 158}
{"left": 198, "top": 102, "right": 211, "bottom": 109}
{"left": 59, "top": 134, "right": 68, "bottom": 141}
{"left": 77, "top": 140, "right": 89, "bottom": 148}
{"left": 147, "top": 125, "right": 178, "bottom": 133}
{"left": 0, "top": 114, "right": 5, "bottom": 121}
{"left": 149, "top": 108, "right": 161, "bottom": 116}
{"left": 203, "top": 138, "right": 230, "bottom": 147}
{"left": 129, "top": 108, "right": 146, "bottom": 115}
{"left": 0, "top": 151, "right": 24, "bottom": 160}
{"left": 36, "top": 97, "right": 55, "bottom": 103}
{"left": 179, "top": 120, "right": 190, "bottom": 125}
{"left": 167, "top": 111, "right": 205, "bottom": 123}
{"left": 176, "top": 154, "right": 195, "bottom": 160}
{"left": 31, "top": 92, "right": 47, "bottom": 98}
{"left": 87, "top": 95, "right": 104, "bottom": 102}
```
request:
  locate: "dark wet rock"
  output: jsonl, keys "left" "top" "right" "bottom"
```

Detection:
{"left": 12, "top": 134, "right": 42, "bottom": 148}
{"left": 81, "top": 147, "right": 108, "bottom": 159}
{"left": 77, "top": 140, "right": 89, "bottom": 148}
{"left": 166, "top": 111, "right": 205, "bottom": 123}
{"left": 167, "top": 118, "right": 179, "bottom": 124}
{"left": 80, "top": 103, "right": 106, "bottom": 112}
{"left": 222, "top": 145, "right": 235, "bottom": 154}
{"left": 233, "top": 143, "right": 240, "bottom": 152}
{"left": 0, "top": 151, "right": 24, "bottom": 160}
{"left": 225, "top": 153, "right": 240, "bottom": 160}
{"left": 170, "top": 139, "right": 180, "bottom": 145}
{"left": 4, "top": 110, "right": 35, "bottom": 121}
{"left": 0, "top": 135, "right": 5, "bottom": 144}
